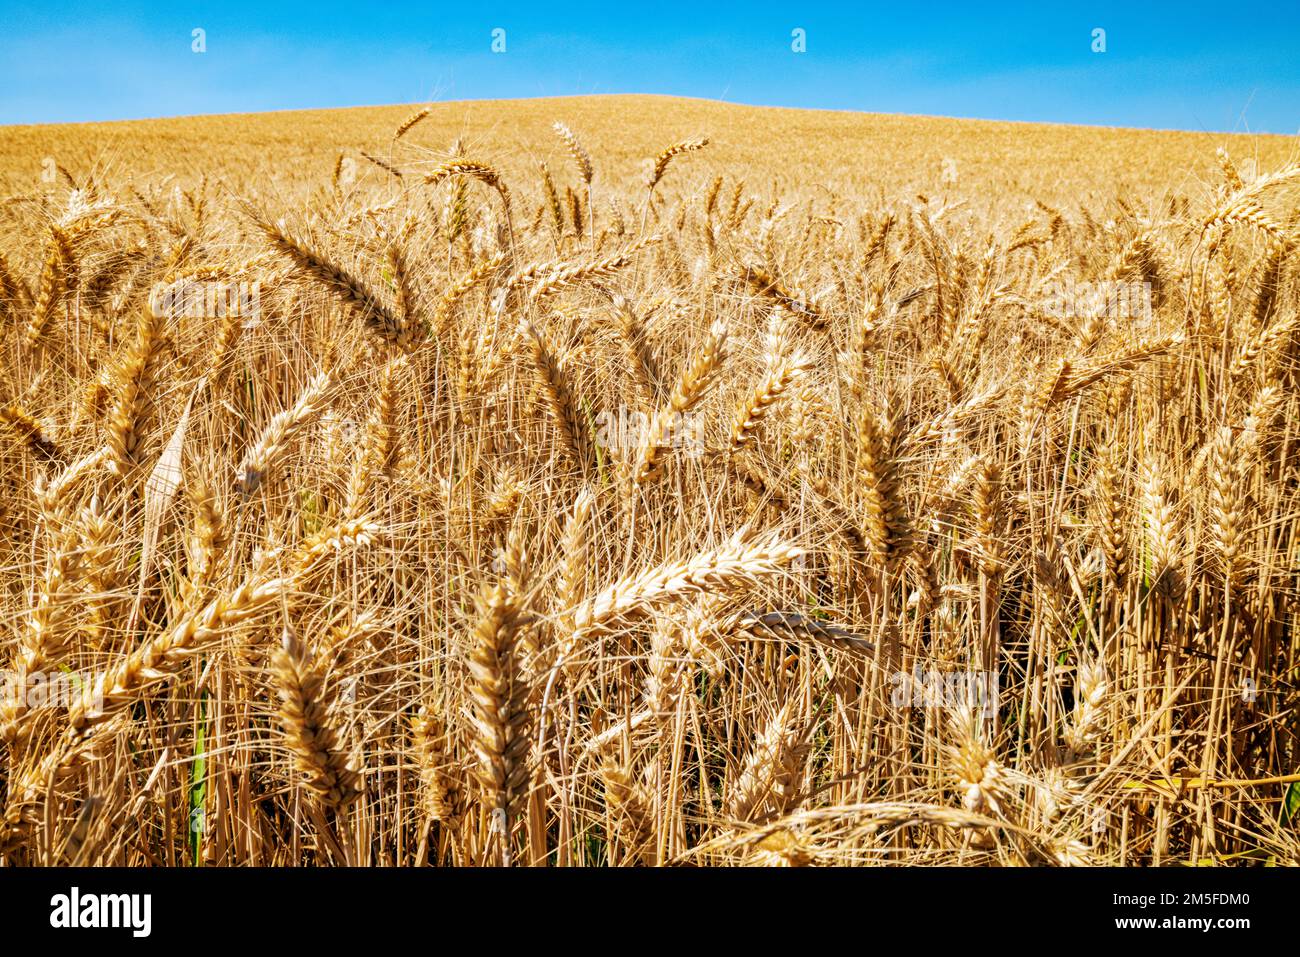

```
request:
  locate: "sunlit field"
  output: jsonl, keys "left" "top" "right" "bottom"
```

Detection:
{"left": 0, "top": 95, "right": 1297, "bottom": 866}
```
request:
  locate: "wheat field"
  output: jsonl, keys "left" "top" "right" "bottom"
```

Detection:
{"left": 0, "top": 95, "right": 1297, "bottom": 866}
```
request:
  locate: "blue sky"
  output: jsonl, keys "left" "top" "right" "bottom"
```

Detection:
{"left": 3, "top": 1, "right": 1299, "bottom": 132}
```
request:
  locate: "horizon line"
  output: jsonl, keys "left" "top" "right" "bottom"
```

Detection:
{"left": 3, "top": 92, "right": 1297, "bottom": 140}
